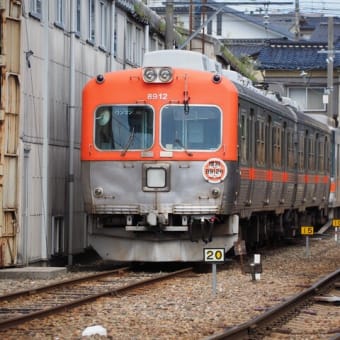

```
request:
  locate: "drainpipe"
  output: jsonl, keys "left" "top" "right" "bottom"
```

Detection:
{"left": 110, "top": 1, "right": 115, "bottom": 71}
{"left": 41, "top": 0, "right": 49, "bottom": 260}
{"left": 23, "top": 144, "right": 31, "bottom": 265}
{"left": 68, "top": 0, "right": 75, "bottom": 266}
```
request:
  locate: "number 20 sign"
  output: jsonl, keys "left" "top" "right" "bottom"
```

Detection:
{"left": 203, "top": 248, "right": 225, "bottom": 262}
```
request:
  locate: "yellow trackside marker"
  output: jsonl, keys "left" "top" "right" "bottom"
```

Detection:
{"left": 301, "top": 226, "right": 314, "bottom": 235}
{"left": 203, "top": 248, "right": 225, "bottom": 262}
{"left": 332, "top": 219, "right": 340, "bottom": 227}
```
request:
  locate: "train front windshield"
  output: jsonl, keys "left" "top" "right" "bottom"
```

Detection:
{"left": 95, "top": 105, "right": 153, "bottom": 150}
{"left": 94, "top": 104, "right": 221, "bottom": 152}
{"left": 161, "top": 105, "right": 221, "bottom": 151}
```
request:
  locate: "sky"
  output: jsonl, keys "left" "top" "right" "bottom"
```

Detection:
{"left": 149, "top": 1, "right": 340, "bottom": 17}
{"left": 221, "top": 0, "right": 340, "bottom": 16}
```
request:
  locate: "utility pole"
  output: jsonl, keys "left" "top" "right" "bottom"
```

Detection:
{"left": 317, "top": 17, "right": 340, "bottom": 124}
{"left": 327, "top": 16, "right": 334, "bottom": 121}
{"left": 318, "top": 17, "right": 338, "bottom": 122}
{"left": 165, "top": 0, "right": 174, "bottom": 49}
{"left": 294, "top": 0, "right": 300, "bottom": 40}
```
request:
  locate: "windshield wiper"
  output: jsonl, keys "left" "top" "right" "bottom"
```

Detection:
{"left": 121, "top": 127, "right": 135, "bottom": 156}
{"left": 175, "top": 138, "right": 193, "bottom": 156}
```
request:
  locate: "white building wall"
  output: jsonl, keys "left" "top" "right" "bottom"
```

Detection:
{"left": 17, "top": 0, "right": 162, "bottom": 265}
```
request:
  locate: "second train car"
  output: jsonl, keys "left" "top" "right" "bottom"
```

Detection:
{"left": 81, "top": 49, "right": 340, "bottom": 262}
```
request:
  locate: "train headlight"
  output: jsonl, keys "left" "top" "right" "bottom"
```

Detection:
{"left": 142, "top": 67, "right": 173, "bottom": 83}
{"left": 143, "top": 68, "right": 157, "bottom": 82}
{"left": 94, "top": 187, "right": 104, "bottom": 198}
{"left": 159, "top": 67, "right": 172, "bottom": 82}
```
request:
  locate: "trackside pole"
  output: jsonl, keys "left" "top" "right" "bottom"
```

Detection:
{"left": 203, "top": 248, "right": 225, "bottom": 296}
{"left": 301, "top": 226, "right": 314, "bottom": 258}
{"left": 332, "top": 219, "right": 340, "bottom": 244}
{"left": 212, "top": 263, "right": 217, "bottom": 296}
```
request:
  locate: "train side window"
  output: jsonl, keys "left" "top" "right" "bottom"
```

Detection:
{"left": 308, "top": 134, "right": 315, "bottom": 171}
{"left": 298, "top": 133, "right": 305, "bottom": 171}
{"left": 325, "top": 137, "right": 330, "bottom": 173}
{"left": 287, "top": 129, "right": 294, "bottom": 170}
{"left": 272, "top": 124, "right": 282, "bottom": 169}
{"left": 317, "top": 134, "right": 324, "bottom": 172}
{"left": 239, "top": 111, "right": 248, "bottom": 164}
{"left": 255, "top": 118, "right": 265, "bottom": 167}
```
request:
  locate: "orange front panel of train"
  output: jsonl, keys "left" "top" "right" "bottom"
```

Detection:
{"left": 81, "top": 68, "right": 239, "bottom": 162}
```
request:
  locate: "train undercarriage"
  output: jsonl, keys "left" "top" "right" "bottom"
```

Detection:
{"left": 87, "top": 205, "right": 331, "bottom": 262}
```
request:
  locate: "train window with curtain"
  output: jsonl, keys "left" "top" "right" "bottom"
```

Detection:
{"left": 308, "top": 134, "right": 315, "bottom": 171}
{"left": 317, "top": 135, "right": 325, "bottom": 172}
{"left": 255, "top": 118, "right": 265, "bottom": 166}
{"left": 287, "top": 129, "right": 295, "bottom": 170}
{"left": 325, "top": 137, "right": 330, "bottom": 173}
{"left": 160, "top": 105, "right": 221, "bottom": 151}
{"left": 272, "top": 124, "right": 282, "bottom": 168}
{"left": 94, "top": 105, "right": 154, "bottom": 151}
{"left": 239, "top": 110, "right": 248, "bottom": 164}
{"left": 298, "top": 133, "right": 305, "bottom": 171}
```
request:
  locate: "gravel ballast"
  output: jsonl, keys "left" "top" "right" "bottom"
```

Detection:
{"left": 0, "top": 234, "right": 338, "bottom": 339}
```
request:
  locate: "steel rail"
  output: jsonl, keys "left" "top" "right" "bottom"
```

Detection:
{"left": 0, "top": 267, "right": 192, "bottom": 330}
{"left": 204, "top": 268, "right": 340, "bottom": 340}
{"left": 0, "top": 267, "right": 130, "bottom": 302}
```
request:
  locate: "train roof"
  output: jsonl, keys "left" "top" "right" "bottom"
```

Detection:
{"left": 141, "top": 50, "right": 331, "bottom": 133}
{"left": 142, "top": 50, "right": 221, "bottom": 73}
{"left": 222, "top": 70, "right": 331, "bottom": 133}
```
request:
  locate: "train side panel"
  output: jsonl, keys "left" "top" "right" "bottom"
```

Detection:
{"left": 81, "top": 50, "right": 334, "bottom": 262}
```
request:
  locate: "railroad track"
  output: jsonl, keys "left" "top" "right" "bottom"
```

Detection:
{"left": 0, "top": 266, "right": 192, "bottom": 331}
{"left": 205, "top": 268, "right": 340, "bottom": 340}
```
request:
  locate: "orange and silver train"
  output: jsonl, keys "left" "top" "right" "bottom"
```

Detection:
{"left": 81, "top": 50, "right": 340, "bottom": 262}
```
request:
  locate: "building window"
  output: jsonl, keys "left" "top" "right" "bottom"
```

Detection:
{"left": 206, "top": 10, "right": 214, "bottom": 35}
{"left": 30, "top": 0, "right": 42, "bottom": 20}
{"left": 150, "top": 37, "right": 157, "bottom": 51}
{"left": 126, "top": 21, "right": 133, "bottom": 62}
{"left": 194, "top": 5, "right": 201, "bottom": 30}
{"left": 76, "top": 0, "right": 81, "bottom": 35}
{"left": 88, "top": 0, "right": 96, "bottom": 43}
{"left": 99, "top": 1, "right": 108, "bottom": 49}
{"left": 216, "top": 12, "right": 222, "bottom": 36}
{"left": 288, "top": 87, "right": 325, "bottom": 111}
{"left": 55, "top": 0, "right": 65, "bottom": 28}
{"left": 135, "top": 27, "right": 142, "bottom": 65}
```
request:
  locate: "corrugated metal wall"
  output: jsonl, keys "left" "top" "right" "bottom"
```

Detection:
{"left": 0, "top": 0, "right": 21, "bottom": 267}
{"left": 20, "top": 1, "right": 110, "bottom": 265}
{"left": 0, "top": 0, "right": 211, "bottom": 267}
